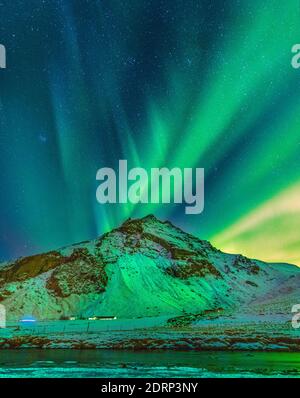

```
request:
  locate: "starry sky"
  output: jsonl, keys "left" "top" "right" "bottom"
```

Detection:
{"left": 0, "top": 0, "right": 300, "bottom": 266}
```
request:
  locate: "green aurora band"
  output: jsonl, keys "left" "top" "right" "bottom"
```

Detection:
{"left": 0, "top": 0, "right": 300, "bottom": 265}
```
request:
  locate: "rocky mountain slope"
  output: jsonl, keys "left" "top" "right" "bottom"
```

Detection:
{"left": 0, "top": 215, "right": 299, "bottom": 321}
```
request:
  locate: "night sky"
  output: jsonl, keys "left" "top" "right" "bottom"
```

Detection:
{"left": 0, "top": 0, "right": 300, "bottom": 265}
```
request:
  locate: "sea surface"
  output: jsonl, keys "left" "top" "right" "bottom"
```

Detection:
{"left": 0, "top": 350, "right": 299, "bottom": 378}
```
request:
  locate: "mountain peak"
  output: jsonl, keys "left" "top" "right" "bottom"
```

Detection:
{"left": 119, "top": 214, "right": 166, "bottom": 230}
{"left": 141, "top": 214, "right": 159, "bottom": 222}
{"left": 122, "top": 214, "right": 161, "bottom": 225}
{"left": 117, "top": 214, "right": 168, "bottom": 237}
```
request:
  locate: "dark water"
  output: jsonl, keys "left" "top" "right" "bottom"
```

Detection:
{"left": 0, "top": 350, "right": 300, "bottom": 378}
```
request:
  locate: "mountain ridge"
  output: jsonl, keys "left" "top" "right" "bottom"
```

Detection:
{"left": 0, "top": 215, "right": 299, "bottom": 321}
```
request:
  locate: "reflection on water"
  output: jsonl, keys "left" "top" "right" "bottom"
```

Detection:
{"left": 0, "top": 350, "right": 300, "bottom": 378}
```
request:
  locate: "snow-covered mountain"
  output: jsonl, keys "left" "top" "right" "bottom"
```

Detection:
{"left": 0, "top": 215, "right": 299, "bottom": 321}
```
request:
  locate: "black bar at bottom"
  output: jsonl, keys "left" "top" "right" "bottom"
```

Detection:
{"left": 0, "top": 378, "right": 296, "bottom": 394}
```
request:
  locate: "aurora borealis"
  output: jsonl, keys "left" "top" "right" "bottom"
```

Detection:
{"left": 0, "top": 0, "right": 300, "bottom": 265}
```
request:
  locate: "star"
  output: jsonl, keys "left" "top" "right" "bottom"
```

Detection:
{"left": 38, "top": 133, "right": 47, "bottom": 144}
